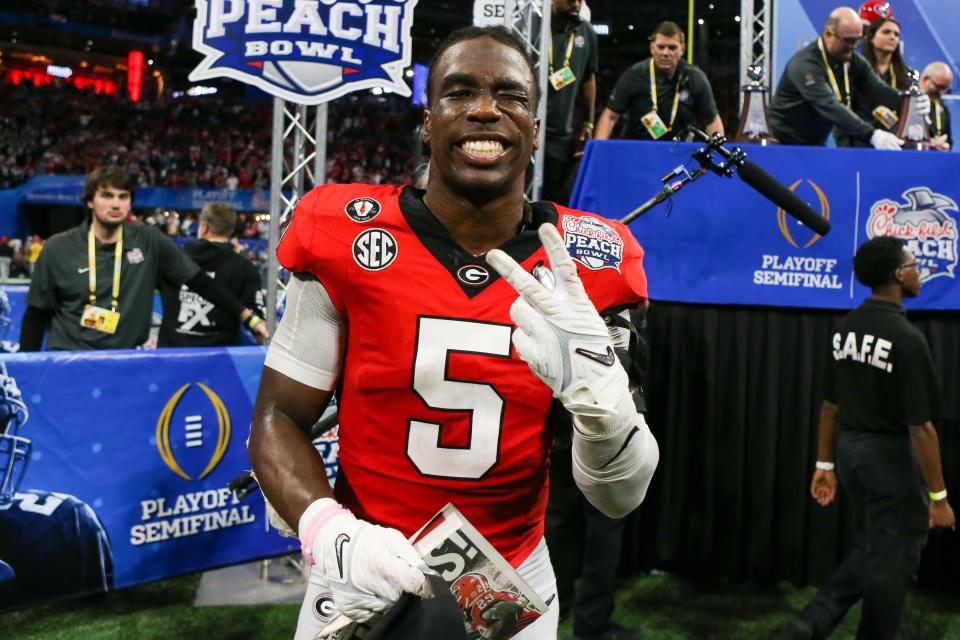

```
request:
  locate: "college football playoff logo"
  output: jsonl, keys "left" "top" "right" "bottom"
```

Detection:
{"left": 777, "top": 179, "right": 829, "bottom": 249}
{"left": 190, "top": 0, "right": 418, "bottom": 105}
{"left": 156, "top": 383, "right": 231, "bottom": 481}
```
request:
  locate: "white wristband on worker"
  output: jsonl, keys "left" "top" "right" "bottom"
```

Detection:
{"left": 815, "top": 460, "right": 835, "bottom": 471}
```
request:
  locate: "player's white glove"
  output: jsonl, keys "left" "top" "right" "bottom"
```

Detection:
{"left": 870, "top": 129, "right": 903, "bottom": 151}
{"left": 298, "top": 498, "right": 426, "bottom": 623}
{"left": 486, "top": 224, "right": 632, "bottom": 437}
{"left": 914, "top": 93, "right": 931, "bottom": 118}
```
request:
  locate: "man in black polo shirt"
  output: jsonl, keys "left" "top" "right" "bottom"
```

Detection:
{"left": 595, "top": 21, "right": 722, "bottom": 142}
{"left": 20, "top": 166, "right": 268, "bottom": 351}
{"left": 920, "top": 61, "right": 953, "bottom": 151}
{"left": 158, "top": 202, "right": 264, "bottom": 347}
{"left": 768, "top": 6, "right": 928, "bottom": 148}
{"left": 542, "top": 0, "right": 598, "bottom": 205}
{"left": 787, "top": 236, "right": 954, "bottom": 640}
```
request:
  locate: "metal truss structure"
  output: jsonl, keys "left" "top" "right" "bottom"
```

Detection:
{"left": 265, "top": 100, "right": 328, "bottom": 330}
{"left": 740, "top": 0, "right": 774, "bottom": 100}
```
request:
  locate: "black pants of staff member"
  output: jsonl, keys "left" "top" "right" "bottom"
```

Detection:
{"left": 542, "top": 135, "right": 579, "bottom": 206}
{"left": 546, "top": 443, "right": 626, "bottom": 638}
{"left": 802, "top": 430, "right": 928, "bottom": 640}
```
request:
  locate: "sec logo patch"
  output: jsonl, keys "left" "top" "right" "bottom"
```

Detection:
{"left": 353, "top": 228, "right": 397, "bottom": 271}
{"left": 345, "top": 197, "right": 381, "bottom": 222}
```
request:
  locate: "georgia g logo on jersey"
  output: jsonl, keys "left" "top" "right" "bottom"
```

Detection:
{"left": 457, "top": 264, "right": 490, "bottom": 286}
{"left": 189, "top": 0, "right": 418, "bottom": 105}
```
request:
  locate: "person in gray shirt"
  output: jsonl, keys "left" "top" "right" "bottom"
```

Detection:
{"left": 768, "top": 6, "right": 928, "bottom": 149}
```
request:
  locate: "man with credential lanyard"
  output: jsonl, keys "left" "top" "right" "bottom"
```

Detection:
{"left": 19, "top": 166, "right": 268, "bottom": 351}
{"left": 541, "top": 0, "right": 598, "bottom": 206}
{"left": 919, "top": 61, "right": 953, "bottom": 152}
{"left": 768, "top": 6, "right": 929, "bottom": 149}
{"left": 595, "top": 21, "right": 723, "bottom": 141}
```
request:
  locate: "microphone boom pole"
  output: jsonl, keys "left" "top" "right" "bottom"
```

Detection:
{"left": 619, "top": 129, "right": 831, "bottom": 236}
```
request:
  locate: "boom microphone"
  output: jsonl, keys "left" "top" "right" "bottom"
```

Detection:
{"left": 736, "top": 159, "right": 831, "bottom": 235}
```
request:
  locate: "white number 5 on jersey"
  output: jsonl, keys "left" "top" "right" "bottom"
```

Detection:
{"left": 408, "top": 317, "right": 512, "bottom": 479}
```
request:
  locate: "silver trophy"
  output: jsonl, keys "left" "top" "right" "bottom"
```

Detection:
{"left": 896, "top": 69, "right": 929, "bottom": 149}
{"left": 735, "top": 65, "right": 777, "bottom": 143}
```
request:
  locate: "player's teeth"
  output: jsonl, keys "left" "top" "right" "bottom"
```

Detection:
{"left": 462, "top": 140, "right": 504, "bottom": 155}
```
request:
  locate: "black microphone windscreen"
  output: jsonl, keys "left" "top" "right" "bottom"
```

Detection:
{"left": 736, "top": 160, "right": 831, "bottom": 235}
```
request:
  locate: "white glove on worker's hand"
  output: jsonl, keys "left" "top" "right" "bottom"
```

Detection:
{"left": 871, "top": 129, "right": 903, "bottom": 150}
{"left": 299, "top": 498, "right": 426, "bottom": 623}
{"left": 486, "top": 224, "right": 632, "bottom": 436}
{"left": 931, "top": 134, "right": 951, "bottom": 151}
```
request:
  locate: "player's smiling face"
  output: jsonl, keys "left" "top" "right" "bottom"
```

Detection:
{"left": 423, "top": 37, "right": 540, "bottom": 198}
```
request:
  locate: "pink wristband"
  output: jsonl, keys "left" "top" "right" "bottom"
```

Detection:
{"left": 300, "top": 502, "right": 350, "bottom": 565}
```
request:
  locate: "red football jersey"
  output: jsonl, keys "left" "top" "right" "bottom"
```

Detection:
{"left": 277, "top": 184, "right": 647, "bottom": 567}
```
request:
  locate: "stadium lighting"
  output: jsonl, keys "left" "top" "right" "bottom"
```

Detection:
{"left": 593, "top": 23, "right": 610, "bottom": 36}
{"left": 698, "top": 18, "right": 705, "bottom": 25}
{"left": 46, "top": 65, "right": 73, "bottom": 79}
{"left": 127, "top": 50, "right": 144, "bottom": 102}
{"left": 186, "top": 85, "right": 218, "bottom": 96}
{"left": 735, "top": 15, "right": 741, "bottom": 22}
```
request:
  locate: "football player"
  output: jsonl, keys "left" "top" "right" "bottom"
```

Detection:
{"left": 0, "top": 362, "right": 114, "bottom": 610}
{"left": 249, "top": 25, "right": 659, "bottom": 638}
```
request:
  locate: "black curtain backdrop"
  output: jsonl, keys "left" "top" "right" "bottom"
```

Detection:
{"left": 621, "top": 302, "right": 959, "bottom": 592}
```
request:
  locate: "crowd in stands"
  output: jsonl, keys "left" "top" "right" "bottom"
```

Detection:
{"left": 0, "top": 81, "right": 422, "bottom": 190}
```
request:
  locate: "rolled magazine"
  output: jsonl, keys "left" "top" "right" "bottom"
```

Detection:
{"left": 307, "top": 503, "right": 548, "bottom": 640}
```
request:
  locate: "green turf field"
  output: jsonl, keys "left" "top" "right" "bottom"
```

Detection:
{"left": 2, "top": 570, "right": 959, "bottom": 639}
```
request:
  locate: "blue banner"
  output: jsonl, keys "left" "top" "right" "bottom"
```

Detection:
{"left": 13, "top": 175, "right": 278, "bottom": 212}
{"left": 0, "top": 285, "right": 260, "bottom": 350}
{"left": 570, "top": 141, "right": 960, "bottom": 310}
{"left": 0, "top": 347, "right": 295, "bottom": 607}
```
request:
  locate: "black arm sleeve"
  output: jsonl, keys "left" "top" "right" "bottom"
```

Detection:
{"left": 184, "top": 271, "right": 246, "bottom": 319}
{"left": 19, "top": 305, "right": 52, "bottom": 352}
{"left": 601, "top": 305, "right": 649, "bottom": 414}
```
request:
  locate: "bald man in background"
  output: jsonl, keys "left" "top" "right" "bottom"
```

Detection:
{"left": 920, "top": 62, "right": 954, "bottom": 151}
{"left": 768, "top": 6, "right": 928, "bottom": 148}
